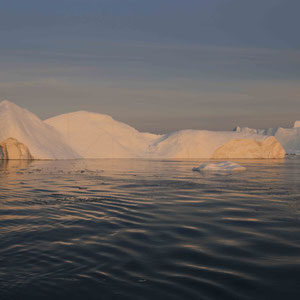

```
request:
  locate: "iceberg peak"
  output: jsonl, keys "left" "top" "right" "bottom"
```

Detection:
{"left": 0, "top": 99, "right": 17, "bottom": 107}
{"left": 0, "top": 99, "right": 80, "bottom": 159}
{"left": 0, "top": 100, "right": 26, "bottom": 114}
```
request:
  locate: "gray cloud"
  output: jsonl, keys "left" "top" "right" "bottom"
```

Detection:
{"left": 0, "top": 0, "right": 299, "bottom": 132}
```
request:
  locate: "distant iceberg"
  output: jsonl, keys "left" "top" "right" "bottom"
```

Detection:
{"left": 234, "top": 124, "right": 300, "bottom": 155}
{"left": 0, "top": 100, "right": 286, "bottom": 160}
{"left": 193, "top": 161, "right": 246, "bottom": 172}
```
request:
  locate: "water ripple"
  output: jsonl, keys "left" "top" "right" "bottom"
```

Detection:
{"left": 0, "top": 159, "right": 300, "bottom": 299}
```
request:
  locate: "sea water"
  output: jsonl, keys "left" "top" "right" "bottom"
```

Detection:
{"left": 0, "top": 158, "right": 299, "bottom": 299}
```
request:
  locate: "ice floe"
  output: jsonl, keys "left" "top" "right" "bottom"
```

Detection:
{"left": 193, "top": 161, "right": 246, "bottom": 172}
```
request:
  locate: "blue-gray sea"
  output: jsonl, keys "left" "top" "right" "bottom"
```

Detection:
{"left": 0, "top": 158, "right": 300, "bottom": 300}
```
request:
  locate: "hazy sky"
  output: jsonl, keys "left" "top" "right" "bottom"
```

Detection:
{"left": 1, "top": 0, "right": 300, "bottom": 133}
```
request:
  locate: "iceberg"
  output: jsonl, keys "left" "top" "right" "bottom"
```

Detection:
{"left": 235, "top": 124, "right": 300, "bottom": 155}
{"left": 193, "top": 161, "right": 246, "bottom": 172}
{"left": 45, "top": 111, "right": 158, "bottom": 158}
{"left": 0, "top": 100, "right": 80, "bottom": 159}
{"left": 293, "top": 121, "right": 300, "bottom": 128}
{"left": 212, "top": 136, "right": 285, "bottom": 159}
{"left": 0, "top": 100, "right": 286, "bottom": 159}
{"left": 0, "top": 138, "right": 33, "bottom": 160}
{"left": 149, "top": 130, "right": 285, "bottom": 159}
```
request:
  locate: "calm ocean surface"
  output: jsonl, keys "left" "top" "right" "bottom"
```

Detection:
{"left": 0, "top": 158, "right": 299, "bottom": 300}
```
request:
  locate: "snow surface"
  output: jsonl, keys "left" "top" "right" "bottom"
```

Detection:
{"left": 45, "top": 111, "right": 159, "bottom": 158}
{"left": 193, "top": 161, "right": 246, "bottom": 172}
{"left": 46, "top": 111, "right": 284, "bottom": 159}
{"left": 0, "top": 100, "right": 287, "bottom": 159}
{"left": 147, "top": 130, "right": 284, "bottom": 158}
{"left": 0, "top": 100, "right": 80, "bottom": 159}
{"left": 235, "top": 125, "right": 300, "bottom": 155}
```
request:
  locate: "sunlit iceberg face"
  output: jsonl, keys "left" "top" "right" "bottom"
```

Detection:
{"left": 235, "top": 124, "right": 300, "bottom": 155}
{"left": 0, "top": 138, "right": 33, "bottom": 160}
{"left": 293, "top": 121, "right": 300, "bottom": 128}
{"left": 0, "top": 100, "right": 80, "bottom": 160}
{"left": 0, "top": 100, "right": 286, "bottom": 159}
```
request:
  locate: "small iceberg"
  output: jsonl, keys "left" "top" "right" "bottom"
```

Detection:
{"left": 193, "top": 161, "right": 246, "bottom": 173}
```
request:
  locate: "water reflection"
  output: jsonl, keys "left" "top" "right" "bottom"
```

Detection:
{"left": 0, "top": 159, "right": 32, "bottom": 173}
{"left": 0, "top": 158, "right": 299, "bottom": 300}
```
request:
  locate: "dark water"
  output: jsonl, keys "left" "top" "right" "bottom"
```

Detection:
{"left": 0, "top": 158, "right": 300, "bottom": 300}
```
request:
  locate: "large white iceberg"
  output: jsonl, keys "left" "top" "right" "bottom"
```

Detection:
{"left": 45, "top": 111, "right": 158, "bottom": 158}
{"left": 0, "top": 100, "right": 286, "bottom": 159}
{"left": 46, "top": 111, "right": 285, "bottom": 159}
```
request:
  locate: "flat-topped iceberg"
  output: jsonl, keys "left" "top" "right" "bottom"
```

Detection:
{"left": 0, "top": 100, "right": 286, "bottom": 160}
{"left": 193, "top": 161, "right": 246, "bottom": 172}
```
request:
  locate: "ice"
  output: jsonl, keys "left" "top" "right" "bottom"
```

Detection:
{"left": 46, "top": 111, "right": 285, "bottom": 159}
{"left": 45, "top": 110, "right": 158, "bottom": 158}
{"left": 293, "top": 121, "right": 300, "bottom": 128}
{"left": 0, "top": 100, "right": 286, "bottom": 159}
{"left": 193, "top": 161, "right": 246, "bottom": 172}
{"left": 0, "top": 100, "right": 80, "bottom": 159}
{"left": 235, "top": 124, "right": 300, "bottom": 155}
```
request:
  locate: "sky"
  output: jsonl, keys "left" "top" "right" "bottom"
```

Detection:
{"left": 0, "top": 0, "right": 300, "bottom": 133}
